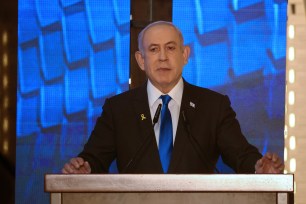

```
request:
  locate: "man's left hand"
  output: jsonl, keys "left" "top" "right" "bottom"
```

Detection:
{"left": 255, "top": 152, "right": 284, "bottom": 174}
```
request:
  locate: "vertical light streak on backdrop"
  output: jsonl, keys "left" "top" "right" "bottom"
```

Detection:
{"left": 285, "top": 1, "right": 306, "bottom": 203}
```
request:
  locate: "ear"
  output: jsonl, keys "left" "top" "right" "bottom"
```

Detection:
{"left": 135, "top": 51, "right": 145, "bottom": 71}
{"left": 182, "top": 45, "right": 191, "bottom": 65}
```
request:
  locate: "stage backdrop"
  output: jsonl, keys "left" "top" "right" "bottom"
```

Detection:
{"left": 16, "top": 0, "right": 287, "bottom": 203}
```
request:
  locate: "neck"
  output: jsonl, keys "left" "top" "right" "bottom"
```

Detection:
{"left": 150, "top": 79, "right": 181, "bottom": 94}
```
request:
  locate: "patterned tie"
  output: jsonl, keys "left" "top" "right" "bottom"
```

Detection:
{"left": 159, "top": 95, "right": 173, "bottom": 173}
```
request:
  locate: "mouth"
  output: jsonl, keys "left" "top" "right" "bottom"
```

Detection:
{"left": 157, "top": 67, "right": 171, "bottom": 71}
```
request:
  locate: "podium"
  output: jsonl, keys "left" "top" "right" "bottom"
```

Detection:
{"left": 45, "top": 174, "right": 294, "bottom": 204}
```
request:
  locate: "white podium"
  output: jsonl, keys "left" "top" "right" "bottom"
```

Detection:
{"left": 45, "top": 174, "right": 294, "bottom": 204}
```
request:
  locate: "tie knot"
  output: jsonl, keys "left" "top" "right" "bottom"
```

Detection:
{"left": 160, "top": 95, "right": 172, "bottom": 106}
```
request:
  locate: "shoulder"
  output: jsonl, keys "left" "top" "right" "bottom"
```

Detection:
{"left": 182, "top": 81, "right": 232, "bottom": 113}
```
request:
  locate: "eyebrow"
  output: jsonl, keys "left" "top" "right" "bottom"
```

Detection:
{"left": 148, "top": 41, "right": 178, "bottom": 47}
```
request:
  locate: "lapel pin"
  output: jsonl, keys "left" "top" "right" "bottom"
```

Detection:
{"left": 140, "top": 114, "right": 146, "bottom": 121}
{"left": 190, "top": 101, "right": 195, "bottom": 108}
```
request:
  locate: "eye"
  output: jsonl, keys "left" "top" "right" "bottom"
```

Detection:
{"left": 167, "top": 45, "right": 176, "bottom": 51}
{"left": 149, "top": 46, "right": 159, "bottom": 53}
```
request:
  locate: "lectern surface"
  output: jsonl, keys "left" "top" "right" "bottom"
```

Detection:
{"left": 45, "top": 174, "right": 294, "bottom": 204}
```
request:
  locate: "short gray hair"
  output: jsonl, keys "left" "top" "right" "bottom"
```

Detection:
{"left": 137, "top": 21, "right": 184, "bottom": 54}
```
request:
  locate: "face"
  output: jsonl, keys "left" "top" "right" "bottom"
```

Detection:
{"left": 135, "top": 24, "right": 190, "bottom": 93}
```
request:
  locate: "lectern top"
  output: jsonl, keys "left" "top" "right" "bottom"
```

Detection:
{"left": 45, "top": 174, "right": 294, "bottom": 193}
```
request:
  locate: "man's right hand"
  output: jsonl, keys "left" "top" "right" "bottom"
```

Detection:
{"left": 62, "top": 157, "right": 91, "bottom": 174}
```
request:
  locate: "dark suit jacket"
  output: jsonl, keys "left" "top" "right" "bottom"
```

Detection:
{"left": 79, "top": 80, "right": 262, "bottom": 174}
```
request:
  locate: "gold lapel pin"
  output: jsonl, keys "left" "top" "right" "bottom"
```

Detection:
{"left": 140, "top": 114, "right": 146, "bottom": 120}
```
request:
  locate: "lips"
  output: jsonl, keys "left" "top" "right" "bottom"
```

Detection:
{"left": 157, "top": 67, "right": 171, "bottom": 70}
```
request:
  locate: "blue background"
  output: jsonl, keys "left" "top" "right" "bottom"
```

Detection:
{"left": 16, "top": 0, "right": 287, "bottom": 203}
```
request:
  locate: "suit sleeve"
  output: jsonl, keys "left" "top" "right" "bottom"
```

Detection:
{"left": 78, "top": 99, "right": 117, "bottom": 173}
{"left": 217, "top": 95, "right": 262, "bottom": 173}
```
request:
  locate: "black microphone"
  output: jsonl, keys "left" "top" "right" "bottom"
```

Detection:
{"left": 121, "top": 131, "right": 153, "bottom": 174}
{"left": 153, "top": 104, "right": 162, "bottom": 127}
{"left": 182, "top": 110, "right": 220, "bottom": 173}
{"left": 122, "top": 105, "right": 162, "bottom": 173}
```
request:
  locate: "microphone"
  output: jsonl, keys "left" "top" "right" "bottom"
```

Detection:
{"left": 121, "top": 131, "right": 153, "bottom": 173}
{"left": 122, "top": 104, "right": 162, "bottom": 173}
{"left": 182, "top": 110, "right": 219, "bottom": 173}
{"left": 153, "top": 104, "right": 162, "bottom": 127}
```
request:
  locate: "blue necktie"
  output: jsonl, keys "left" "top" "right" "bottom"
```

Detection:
{"left": 159, "top": 95, "right": 173, "bottom": 173}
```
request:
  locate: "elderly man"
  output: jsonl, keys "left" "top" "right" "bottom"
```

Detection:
{"left": 62, "top": 21, "right": 284, "bottom": 174}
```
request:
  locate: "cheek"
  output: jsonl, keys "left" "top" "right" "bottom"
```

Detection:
{"left": 145, "top": 60, "right": 157, "bottom": 70}
{"left": 174, "top": 60, "right": 185, "bottom": 71}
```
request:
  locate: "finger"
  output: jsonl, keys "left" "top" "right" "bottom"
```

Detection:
{"left": 279, "top": 164, "right": 285, "bottom": 172}
{"left": 62, "top": 168, "right": 68, "bottom": 174}
{"left": 78, "top": 162, "right": 91, "bottom": 174}
{"left": 75, "top": 157, "right": 85, "bottom": 166}
{"left": 70, "top": 158, "right": 83, "bottom": 169}
{"left": 270, "top": 154, "right": 284, "bottom": 169}
{"left": 272, "top": 153, "right": 279, "bottom": 162}
{"left": 274, "top": 165, "right": 284, "bottom": 174}
{"left": 78, "top": 166, "right": 86, "bottom": 174}
{"left": 80, "top": 168, "right": 87, "bottom": 174}
{"left": 273, "top": 159, "right": 283, "bottom": 168}
{"left": 255, "top": 158, "right": 264, "bottom": 173}
{"left": 269, "top": 161, "right": 284, "bottom": 174}
{"left": 277, "top": 165, "right": 284, "bottom": 173}
{"left": 256, "top": 158, "right": 263, "bottom": 167}
{"left": 275, "top": 161, "right": 284, "bottom": 170}
{"left": 83, "top": 161, "right": 91, "bottom": 173}
{"left": 63, "top": 163, "right": 76, "bottom": 173}
{"left": 264, "top": 152, "right": 272, "bottom": 160}
{"left": 70, "top": 158, "right": 80, "bottom": 168}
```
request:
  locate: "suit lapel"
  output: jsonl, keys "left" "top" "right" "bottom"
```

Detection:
{"left": 168, "top": 81, "right": 198, "bottom": 173}
{"left": 132, "top": 82, "right": 163, "bottom": 172}
{"left": 132, "top": 83, "right": 153, "bottom": 142}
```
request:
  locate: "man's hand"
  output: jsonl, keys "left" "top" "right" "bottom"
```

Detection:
{"left": 62, "top": 157, "right": 91, "bottom": 174}
{"left": 255, "top": 152, "right": 284, "bottom": 174}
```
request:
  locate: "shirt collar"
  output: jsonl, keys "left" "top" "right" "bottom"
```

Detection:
{"left": 147, "top": 78, "right": 184, "bottom": 108}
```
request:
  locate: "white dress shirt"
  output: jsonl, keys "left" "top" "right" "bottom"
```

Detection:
{"left": 147, "top": 78, "right": 184, "bottom": 147}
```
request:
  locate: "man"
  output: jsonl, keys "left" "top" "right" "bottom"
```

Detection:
{"left": 62, "top": 21, "right": 284, "bottom": 174}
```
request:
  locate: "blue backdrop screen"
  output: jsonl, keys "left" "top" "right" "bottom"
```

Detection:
{"left": 16, "top": 0, "right": 287, "bottom": 203}
{"left": 173, "top": 0, "right": 287, "bottom": 172}
{"left": 17, "top": 0, "right": 130, "bottom": 203}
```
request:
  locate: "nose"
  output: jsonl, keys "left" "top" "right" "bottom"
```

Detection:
{"left": 159, "top": 48, "right": 168, "bottom": 61}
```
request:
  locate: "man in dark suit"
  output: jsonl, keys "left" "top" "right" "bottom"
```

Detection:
{"left": 62, "top": 21, "right": 284, "bottom": 174}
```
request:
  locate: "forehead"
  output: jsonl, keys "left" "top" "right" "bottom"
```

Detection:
{"left": 142, "top": 25, "right": 180, "bottom": 45}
